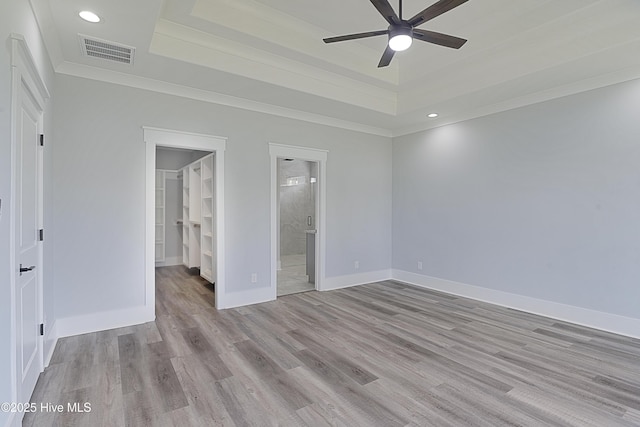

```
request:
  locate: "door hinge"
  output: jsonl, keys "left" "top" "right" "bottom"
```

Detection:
{"left": 39, "top": 229, "right": 44, "bottom": 241}
{"left": 39, "top": 134, "right": 44, "bottom": 147}
{"left": 40, "top": 323, "right": 44, "bottom": 336}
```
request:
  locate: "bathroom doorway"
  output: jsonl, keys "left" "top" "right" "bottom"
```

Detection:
{"left": 269, "top": 143, "right": 327, "bottom": 299}
{"left": 277, "top": 158, "right": 318, "bottom": 296}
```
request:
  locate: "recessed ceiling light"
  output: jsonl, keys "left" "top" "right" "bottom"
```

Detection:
{"left": 79, "top": 11, "right": 101, "bottom": 23}
{"left": 427, "top": 113, "right": 439, "bottom": 118}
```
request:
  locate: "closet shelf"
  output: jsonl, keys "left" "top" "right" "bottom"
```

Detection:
{"left": 181, "top": 153, "right": 215, "bottom": 283}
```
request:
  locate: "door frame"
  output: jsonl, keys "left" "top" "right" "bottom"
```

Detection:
{"left": 143, "top": 127, "right": 227, "bottom": 311}
{"left": 269, "top": 143, "right": 328, "bottom": 298}
{"left": 9, "top": 34, "right": 49, "bottom": 420}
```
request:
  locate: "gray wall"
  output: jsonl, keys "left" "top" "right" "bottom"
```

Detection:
{"left": 53, "top": 73, "right": 393, "bottom": 319}
{"left": 164, "top": 175, "right": 183, "bottom": 262}
{"left": 393, "top": 79, "right": 640, "bottom": 319}
{"left": 0, "top": 0, "right": 56, "bottom": 424}
{"left": 279, "top": 159, "right": 315, "bottom": 256}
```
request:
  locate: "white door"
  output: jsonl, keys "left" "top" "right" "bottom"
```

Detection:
{"left": 15, "top": 82, "right": 43, "bottom": 403}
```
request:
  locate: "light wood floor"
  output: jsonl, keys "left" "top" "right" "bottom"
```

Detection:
{"left": 25, "top": 266, "right": 640, "bottom": 426}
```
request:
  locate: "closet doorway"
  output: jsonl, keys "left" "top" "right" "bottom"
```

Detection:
{"left": 155, "top": 147, "right": 215, "bottom": 312}
{"left": 144, "top": 128, "right": 227, "bottom": 312}
{"left": 155, "top": 148, "right": 212, "bottom": 268}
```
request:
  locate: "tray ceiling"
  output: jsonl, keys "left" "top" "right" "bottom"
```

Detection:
{"left": 32, "top": 0, "right": 640, "bottom": 136}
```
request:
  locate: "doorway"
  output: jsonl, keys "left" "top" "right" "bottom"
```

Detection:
{"left": 155, "top": 147, "right": 211, "bottom": 269}
{"left": 277, "top": 158, "right": 318, "bottom": 296}
{"left": 155, "top": 147, "right": 215, "bottom": 317}
{"left": 144, "top": 128, "right": 227, "bottom": 311}
{"left": 269, "top": 143, "right": 328, "bottom": 299}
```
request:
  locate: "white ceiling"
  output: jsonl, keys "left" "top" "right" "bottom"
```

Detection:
{"left": 32, "top": 0, "right": 640, "bottom": 136}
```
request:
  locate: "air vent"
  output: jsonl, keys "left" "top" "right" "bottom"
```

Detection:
{"left": 79, "top": 34, "right": 135, "bottom": 65}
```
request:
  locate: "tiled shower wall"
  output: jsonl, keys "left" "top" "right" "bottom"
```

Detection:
{"left": 279, "top": 159, "right": 317, "bottom": 256}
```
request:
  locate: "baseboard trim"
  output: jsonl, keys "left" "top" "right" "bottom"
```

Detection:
{"left": 48, "top": 270, "right": 639, "bottom": 341}
{"left": 221, "top": 286, "right": 274, "bottom": 309}
{"left": 322, "top": 269, "right": 392, "bottom": 291}
{"left": 156, "top": 256, "right": 182, "bottom": 267}
{"left": 56, "top": 305, "right": 155, "bottom": 338}
{"left": 43, "top": 320, "right": 58, "bottom": 367}
{"left": 392, "top": 269, "right": 640, "bottom": 340}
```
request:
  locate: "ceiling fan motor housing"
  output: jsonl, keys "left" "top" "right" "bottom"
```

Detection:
{"left": 388, "top": 22, "right": 413, "bottom": 51}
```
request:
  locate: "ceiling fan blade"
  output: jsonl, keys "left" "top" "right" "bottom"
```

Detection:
{"left": 408, "top": 0, "right": 469, "bottom": 27}
{"left": 378, "top": 45, "right": 395, "bottom": 68}
{"left": 323, "top": 30, "right": 388, "bottom": 44}
{"left": 369, "top": 0, "right": 401, "bottom": 25}
{"left": 413, "top": 29, "right": 467, "bottom": 49}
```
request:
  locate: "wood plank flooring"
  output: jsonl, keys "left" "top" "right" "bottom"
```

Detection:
{"left": 24, "top": 266, "right": 640, "bottom": 426}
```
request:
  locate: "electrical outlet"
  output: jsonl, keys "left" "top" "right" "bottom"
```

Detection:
{"left": 354, "top": 261, "right": 359, "bottom": 270}
{"left": 251, "top": 273, "right": 257, "bottom": 283}
{"left": 417, "top": 261, "right": 423, "bottom": 271}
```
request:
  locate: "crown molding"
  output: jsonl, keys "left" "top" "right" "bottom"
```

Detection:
{"left": 392, "top": 65, "right": 640, "bottom": 137}
{"left": 55, "top": 61, "right": 393, "bottom": 137}
{"left": 54, "top": 59, "right": 640, "bottom": 140}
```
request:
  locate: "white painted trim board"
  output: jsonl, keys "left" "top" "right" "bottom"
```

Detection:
{"left": 56, "top": 306, "right": 154, "bottom": 338}
{"left": 269, "top": 144, "right": 328, "bottom": 300}
{"left": 322, "top": 269, "right": 392, "bottom": 291}
{"left": 392, "top": 269, "right": 640, "bottom": 340}
{"left": 143, "top": 127, "right": 227, "bottom": 310}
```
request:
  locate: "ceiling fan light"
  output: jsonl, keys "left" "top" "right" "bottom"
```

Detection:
{"left": 388, "top": 25, "right": 413, "bottom": 52}
{"left": 389, "top": 34, "right": 412, "bottom": 51}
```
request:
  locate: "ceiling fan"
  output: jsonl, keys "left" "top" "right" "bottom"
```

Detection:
{"left": 323, "top": 0, "right": 469, "bottom": 68}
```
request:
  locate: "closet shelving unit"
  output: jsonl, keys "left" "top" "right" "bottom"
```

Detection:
{"left": 155, "top": 170, "right": 166, "bottom": 263}
{"left": 181, "top": 167, "right": 191, "bottom": 267}
{"left": 187, "top": 161, "right": 202, "bottom": 269}
{"left": 200, "top": 155, "right": 215, "bottom": 282}
{"left": 180, "top": 153, "right": 215, "bottom": 285}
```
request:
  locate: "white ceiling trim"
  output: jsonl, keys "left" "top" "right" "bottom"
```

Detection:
{"left": 393, "top": 66, "right": 640, "bottom": 137}
{"left": 150, "top": 19, "right": 397, "bottom": 115}
{"left": 190, "top": 0, "right": 399, "bottom": 85}
{"left": 55, "top": 61, "right": 393, "bottom": 137}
